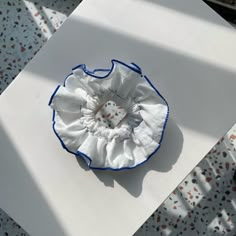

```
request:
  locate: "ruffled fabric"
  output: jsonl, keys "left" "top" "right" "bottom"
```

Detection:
{"left": 49, "top": 60, "right": 169, "bottom": 170}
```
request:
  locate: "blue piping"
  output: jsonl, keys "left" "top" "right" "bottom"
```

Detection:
{"left": 130, "top": 62, "right": 142, "bottom": 74}
{"left": 63, "top": 72, "right": 73, "bottom": 86}
{"left": 71, "top": 59, "right": 142, "bottom": 79}
{"left": 49, "top": 59, "right": 169, "bottom": 171}
{"left": 48, "top": 85, "right": 60, "bottom": 106}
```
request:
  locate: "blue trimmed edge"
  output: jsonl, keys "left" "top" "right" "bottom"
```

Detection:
{"left": 71, "top": 59, "right": 142, "bottom": 78}
{"left": 48, "top": 85, "right": 60, "bottom": 106}
{"left": 49, "top": 59, "right": 169, "bottom": 171}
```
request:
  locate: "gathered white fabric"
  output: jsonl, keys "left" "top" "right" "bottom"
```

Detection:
{"left": 49, "top": 60, "right": 169, "bottom": 170}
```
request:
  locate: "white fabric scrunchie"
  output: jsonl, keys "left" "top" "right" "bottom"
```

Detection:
{"left": 49, "top": 59, "right": 169, "bottom": 170}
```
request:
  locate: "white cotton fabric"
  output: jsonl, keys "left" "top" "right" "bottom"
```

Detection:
{"left": 50, "top": 60, "right": 168, "bottom": 169}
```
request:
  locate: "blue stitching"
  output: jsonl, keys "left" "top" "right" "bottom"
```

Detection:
{"left": 130, "top": 62, "right": 142, "bottom": 74}
{"left": 144, "top": 75, "right": 170, "bottom": 145}
{"left": 71, "top": 59, "right": 142, "bottom": 79}
{"left": 48, "top": 85, "right": 60, "bottom": 106}
{"left": 91, "top": 68, "right": 110, "bottom": 74}
{"left": 49, "top": 59, "right": 169, "bottom": 171}
{"left": 63, "top": 72, "right": 73, "bottom": 86}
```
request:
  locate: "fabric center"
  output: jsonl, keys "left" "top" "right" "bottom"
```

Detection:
{"left": 95, "top": 100, "right": 127, "bottom": 129}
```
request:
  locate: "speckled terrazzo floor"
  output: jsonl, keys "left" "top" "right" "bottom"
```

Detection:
{"left": 0, "top": 0, "right": 82, "bottom": 94}
{"left": 1, "top": 1, "right": 236, "bottom": 236}
{"left": 135, "top": 129, "right": 236, "bottom": 236}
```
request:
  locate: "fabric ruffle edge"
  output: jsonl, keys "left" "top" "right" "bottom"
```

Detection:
{"left": 49, "top": 59, "right": 169, "bottom": 170}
